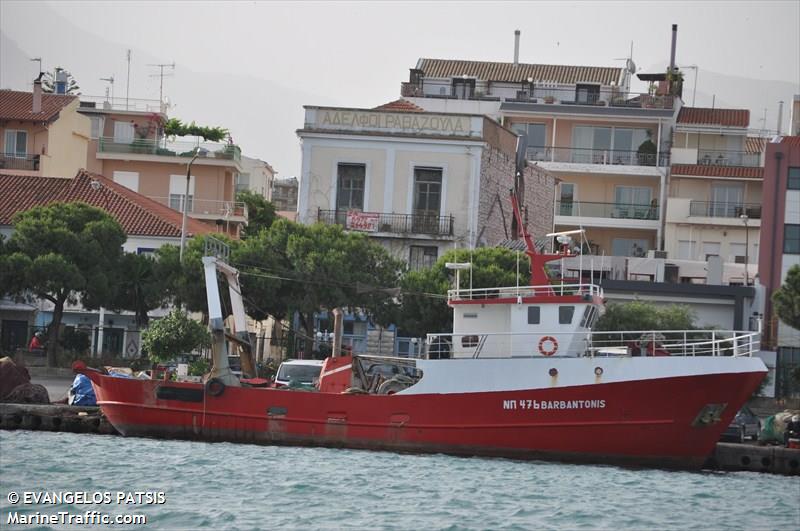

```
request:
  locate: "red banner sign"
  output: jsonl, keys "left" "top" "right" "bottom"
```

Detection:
{"left": 346, "top": 211, "right": 379, "bottom": 232}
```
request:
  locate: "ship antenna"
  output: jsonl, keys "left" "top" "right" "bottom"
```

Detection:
{"left": 509, "top": 189, "right": 562, "bottom": 287}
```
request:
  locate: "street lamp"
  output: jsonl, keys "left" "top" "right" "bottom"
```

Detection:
{"left": 179, "top": 147, "right": 207, "bottom": 262}
{"left": 740, "top": 213, "right": 749, "bottom": 286}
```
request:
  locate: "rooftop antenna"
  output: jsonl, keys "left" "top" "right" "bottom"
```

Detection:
{"left": 148, "top": 61, "right": 175, "bottom": 106}
{"left": 613, "top": 42, "right": 635, "bottom": 91}
{"left": 100, "top": 75, "right": 114, "bottom": 102}
{"left": 125, "top": 49, "right": 131, "bottom": 110}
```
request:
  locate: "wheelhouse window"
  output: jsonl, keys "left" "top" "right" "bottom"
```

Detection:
{"left": 528, "top": 306, "right": 541, "bottom": 325}
{"left": 409, "top": 245, "right": 438, "bottom": 271}
{"left": 336, "top": 163, "right": 365, "bottom": 211}
{"left": 559, "top": 306, "right": 575, "bottom": 325}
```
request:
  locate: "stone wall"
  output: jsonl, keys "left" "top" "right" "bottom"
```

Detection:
{"left": 476, "top": 147, "right": 556, "bottom": 248}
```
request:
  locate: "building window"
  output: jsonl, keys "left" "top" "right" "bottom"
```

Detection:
{"left": 611, "top": 238, "right": 649, "bottom": 257}
{"left": 409, "top": 246, "right": 438, "bottom": 271}
{"left": 614, "top": 186, "right": 652, "bottom": 218}
{"left": 113, "top": 121, "right": 135, "bottom": 144}
{"left": 788, "top": 167, "right": 800, "bottom": 190}
{"left": 558, "top": 183, "right": 576, "bottom": 215}
{"left": 112, "top": 171, "right": 139, "bottom": 192}
{"left": 336, "top": 163, "right": 365, "bottom": 211}
{"left": 169, "top": 174, "right": 195, "bottom": 213}
{"left": 236, "top": 172, "right": 251, "bottom": 193}
{"left": 452, "top": 78, "right": 475, "bottom": 99}
{"left": 4, "top": 130, "right": 27, "bottom": 157}
{"left": 572, "top": 126, "right": 649, "bottom": 164}
{"left": 90, "top": 116, "right": 105, "bottom": 139}
{"left": 513, "top": 123, "right": 547, "bottom": 160}
{"left": 559, "top": 306, "right": 575, "bottom": 324}
{"left": 575, "top": 84, "right": 601, "bottom": 104}
{"left": 528, "top": 306, "right": 541, "bottom": 325}
{"left": 711, "top": 183, "right": 744, "bottom": 217}
{"left": 413, "top": 167, "right": 442, "bottom": 233}
{"left": 785, "top": 224, "right": 800, "bottom": 254}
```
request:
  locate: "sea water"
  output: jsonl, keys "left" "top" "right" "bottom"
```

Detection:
{"left": 1, "top": 430, "right": 798, "bottom": 530}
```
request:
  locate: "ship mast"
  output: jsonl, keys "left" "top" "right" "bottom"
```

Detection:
{"left": 509, "top": 190, "right": 564, "bottom": 287}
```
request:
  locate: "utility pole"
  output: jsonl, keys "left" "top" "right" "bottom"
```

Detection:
{"left": 148, "top": 62, "right": 175, "bottom": 108}
{"left": 126, "top": 49, "right": 131, "bottom": 110}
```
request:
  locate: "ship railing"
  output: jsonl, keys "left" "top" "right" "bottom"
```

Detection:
{"left": 424, "top": 328, "right": 760, "bottom": 359}
{"left": 448, "top": 283, "right": 602, "bottom": 302}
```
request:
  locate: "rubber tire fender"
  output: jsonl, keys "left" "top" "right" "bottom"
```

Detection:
{"left": 206, "top": 378, "right": 226, "bottom": 397}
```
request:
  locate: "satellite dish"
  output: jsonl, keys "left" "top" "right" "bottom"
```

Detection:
{"left": 626, "top": 59, "right": 637, "bottom": 74}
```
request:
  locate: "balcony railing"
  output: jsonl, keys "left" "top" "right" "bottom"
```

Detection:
{"left": 689, "top": 201, "right": 762, "bottom": 219}
{"left": 401, "top": 82, "right": 675, "bottom": 110}
{"left": 0, "top": 153, "right": 39, "bottom": 171}
{"left": 80, "top": 96, "right": 166, "bottom": 113}
{"left": 556, "top": 200, "right": 659, "bottom": 220}
{"left": 318, "top": 209, "right": 454, "bottom": 237}
{"left": 527, "top": 146, "right": 670, "bottom": 167}
{"left": 98, "top": 137, "right": 241, "bottom": 162}
{"left": 696, "top": 150, "right": 761, "bottom": 168}
{"left": 148, "top": 196, "right": 248, "bottom": 219}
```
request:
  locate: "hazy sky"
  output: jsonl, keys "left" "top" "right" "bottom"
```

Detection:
{"left": 2, "top": 1, "right": 799, "bottom": 179}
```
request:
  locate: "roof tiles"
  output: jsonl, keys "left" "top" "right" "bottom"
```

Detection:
{"left": 0, "top": 170, "right": 213, "bottom": 238}
{"left": 670, "top": 164, "right": 763, "bottom": 179}
{"left": 677, "top": 107, "right": 750, "bottom": 128}
{"left": 0, "top": 90, "right": 76, "bottom": 123}
{"left": 373, "top": 99, "right": 425, "bottom": 112}
{"left": 417, "top": 58, "right": 621, "bottom": 85}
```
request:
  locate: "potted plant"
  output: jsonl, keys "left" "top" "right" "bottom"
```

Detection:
{"left": 637, "top": 131, "right": 657, "bottom": 166}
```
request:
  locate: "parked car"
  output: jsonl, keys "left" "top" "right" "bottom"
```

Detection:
{"left": 273, "top": 359, "right": 324, "bottom": 388}
{"left": 720, "top": 406, "right": 761, "bottom": 443}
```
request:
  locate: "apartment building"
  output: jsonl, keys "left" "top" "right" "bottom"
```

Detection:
{"left": 401, "top": 57, "right": 677, "bottom": 258}
{"left": 272, "top": 176, "right": 299, "bottom": 212}
{"left": 237, "top": 155, "right": 276, "bottom": 200}
{"left": 0, "top": 81, "right": 90, "bottom": 177}
{"left": 296, "top": 99, "right": 556, "bottom": 269}
{"left": 759, "top": 136, "right": 800, "bottom": 396}
{"left": 665, "top": 107, "right": 763, "bottom": 282}
{"left": 78, "top": 95, "right": 247, "bottom": 237}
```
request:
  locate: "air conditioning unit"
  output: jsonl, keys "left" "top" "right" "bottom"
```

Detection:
{"left": 647, "top": 250, "right": 668, "bottom": 259}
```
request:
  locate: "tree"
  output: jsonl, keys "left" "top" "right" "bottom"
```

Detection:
{"left": 141, "top": 309, "right": 210, "bottom": 363}
{"left": 389, "top": 247, "right": 531, "bottom": 337}
{"left": 773, "top": 265, "right": 800, "bottom": 330}
{"left": 163, "top": 118, "right": 228, "bottom": 142}
{"left": 595, "top": 300, "right": 695, "bottom": 336}
{"left": 236, "top": 190, "right": 276, "bottom": 239}
{"left": 3, "top": 203, "right": 125, "bottom": 366}
{"left": 42, "top": 67, "right": 80, "bottom": 95}
{"left": 232, "top": 220, "right": 403, "bottom": 342}
{"left": 106, "top": 253, "right": 167, "bottom": 330}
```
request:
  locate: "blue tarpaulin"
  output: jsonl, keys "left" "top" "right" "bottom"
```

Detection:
{"left": 69, "top": 374, "right": 96, "bottom": 406}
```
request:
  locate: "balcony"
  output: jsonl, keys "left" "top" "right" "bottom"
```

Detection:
{"left": 402, "top": 83, "right": 675, "bottom": 110}
{"left": 689, "top": 201, "right": 762, "bottom": 219}
{"left": 98, "top": 137, "right": 241, "bottom": 162}
{"left": 527, "top": 146, "right": 670, "bottom": 167}
{"left": 556, "top": 201, "right": 659, "bottom": 221}
{"left": 696, "top": 150, "right": 761, "bottom": 168}
{"left": 79, "top": 96, "right": 166, "bottom": 113}
{"left": 318, "top": 209, "right": 454, "bottom": 237}
{"left": 148, "top": 196, "right": 248, "bottom": 220}
{"left": 0, "top": 153, "right": 39, "bottom": 171}
{"left": 671, "top": 148, "right": 761, "bottom": 168}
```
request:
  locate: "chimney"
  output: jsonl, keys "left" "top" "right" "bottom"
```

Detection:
{"left": 669, "top": 24, "right": 678, "bottom": 72}
{"left": 777, "top": 100, "right": 784, "bottom": 135}
{"left": 32, "top": 74, "right": 43, "bottom": 114}
{"left": 514, "top": 30, "right": 520, "bottom": 66}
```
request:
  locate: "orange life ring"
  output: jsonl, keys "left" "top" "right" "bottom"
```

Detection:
{"left": 538, "top": 336, "right": 558, "bottom": 356}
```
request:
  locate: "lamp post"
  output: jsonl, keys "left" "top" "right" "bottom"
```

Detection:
{"left": 179, "top": 147, "right": 205, "bottom": 262}
{"left": 740, "top": 213, "right": 749, "bottom": 286}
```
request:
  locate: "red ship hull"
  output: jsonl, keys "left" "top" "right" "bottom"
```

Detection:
{"left": 79, "top": 367, "right": 764, "bottom": 469}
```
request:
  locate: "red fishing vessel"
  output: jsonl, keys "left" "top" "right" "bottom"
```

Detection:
{"left": 76, "top": 196, "right": 766, "bottom": 469}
